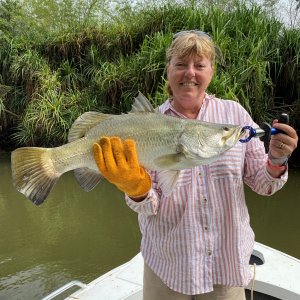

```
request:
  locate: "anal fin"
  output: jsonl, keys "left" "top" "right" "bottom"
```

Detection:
{"left": 157, "top": 170, "right": 180, "bottom": 195}
{"left": 74, "top": 168, "right": 103, "bottom": 192}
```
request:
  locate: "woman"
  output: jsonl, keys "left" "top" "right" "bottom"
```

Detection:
{"left": 93, "top": 31, "right": 298, "bottom": 299}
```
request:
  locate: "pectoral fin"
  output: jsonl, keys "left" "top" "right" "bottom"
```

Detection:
{"left": 154, "top": 153, "right": 185, "bottom": 168}
{"left": 154, "top": 153, "right": 198, "bottom": 170}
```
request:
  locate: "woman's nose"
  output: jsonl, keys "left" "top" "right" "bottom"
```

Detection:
{"left": 185, "top": 65, "right": 196, "bottom": 77}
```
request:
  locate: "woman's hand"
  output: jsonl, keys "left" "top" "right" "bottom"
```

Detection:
{"left": 267, "top": 120, "right": 298, "bottom": 178}
{"left": 93, "top": 136, "right": 151, "bottom": 198}
{"left": 269, "top": 121, "right": 298, "bottom": 160}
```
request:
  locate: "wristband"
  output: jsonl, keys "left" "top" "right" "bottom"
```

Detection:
{"left": 268, "top": 152, "right": 289, "bottom": 166}
{"left": 267, "top": 159, "right": 287, "bottom": 172}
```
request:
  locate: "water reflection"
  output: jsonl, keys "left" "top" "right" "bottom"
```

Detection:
{"left": 0, "top": 152, "right": 299, "bottom": 299}
{"left": 0, "top": 264, "right": 70, "bottom": 300}
{"left": 245, "top": 168, "right": 300, "bottom": 259}
{"left": 0, "top": 153, "right": 141, "bottom": 299}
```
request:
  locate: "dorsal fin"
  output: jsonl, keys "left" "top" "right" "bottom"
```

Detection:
{"left": 68, "top": 111, "right": 111, "bottom": 142}
{"left": 68, "top": 92, "right": 154, "bottom": 142}
{"left": 129, "top": 91, "right": 155, "bottom": 113}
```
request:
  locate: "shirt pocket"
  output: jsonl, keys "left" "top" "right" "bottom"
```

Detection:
{"left": 209, "top": 143, "right": 244, "bottom": 180}
{"left": 174, "top": 168, "right": 192, "bottom": 188}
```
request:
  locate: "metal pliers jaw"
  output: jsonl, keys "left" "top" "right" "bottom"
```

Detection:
{"left": 239, "top": 126, "right": 265, "bottom": 143}
{"left": 239, "top": 123, "right": 271, "bottom": 143}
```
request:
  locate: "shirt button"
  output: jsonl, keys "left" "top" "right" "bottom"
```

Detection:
{"left": 208, "top": 250, "right": 212, "bottom": 256}
{"left": 199, "top": 172, "right": 202, "bottom": 177}
{"left": 204, "top": 225, "right": 208, "bottom": 230}
{"left": 203, "top": 197, "right": 207, "bottom": 202}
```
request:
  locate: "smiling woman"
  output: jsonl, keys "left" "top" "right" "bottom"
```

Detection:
{"left": 166, "top": 32, "right": 215, "bottom": 118}
{"left": 91, "top": 30, "right": 298, "bottom": 300}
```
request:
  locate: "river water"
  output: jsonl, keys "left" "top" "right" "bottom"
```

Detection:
{"left": 0, "top": 152, "right": 299, "bottom": 299}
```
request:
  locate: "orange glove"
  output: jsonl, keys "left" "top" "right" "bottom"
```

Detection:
{"left": 93, "top": 136, "right": 151, "bottom": 197}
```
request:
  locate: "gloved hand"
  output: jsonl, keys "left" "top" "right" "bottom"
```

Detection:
{"left": 93, "top": 136, "right": 151, "bottom": 197}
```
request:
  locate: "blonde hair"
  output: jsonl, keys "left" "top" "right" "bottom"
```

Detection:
{"left": 166, "top": 32, "right": 215, "bottom": 64}
{"left": 166, "top": 32, "right": 215, "bottom": 96}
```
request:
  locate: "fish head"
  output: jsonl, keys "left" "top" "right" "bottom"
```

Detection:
{"left": 178, "top": 121, "right": 244, "bottom": 164}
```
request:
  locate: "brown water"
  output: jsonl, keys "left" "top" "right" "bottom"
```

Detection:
{"left": 0, "top": 152, "right": 299, "bottom": 300}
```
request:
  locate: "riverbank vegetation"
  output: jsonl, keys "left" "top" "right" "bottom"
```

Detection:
{"left": 0, "top": 0, "right": 299, "bottom": 165}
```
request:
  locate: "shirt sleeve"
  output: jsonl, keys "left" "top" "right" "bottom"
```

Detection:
{"left": 125, "top": 170, "right": 161, "bottom": 215}
{"left": 242, "top": 112, "right": 288, "bottom": 195}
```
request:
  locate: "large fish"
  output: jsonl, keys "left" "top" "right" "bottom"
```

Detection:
{"left": 11, "top": 92, "right": 244, "bottom": 205}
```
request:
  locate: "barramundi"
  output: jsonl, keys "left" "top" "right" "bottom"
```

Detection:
{"left": 11, "top": 92, "right": 244, "bottom": 205}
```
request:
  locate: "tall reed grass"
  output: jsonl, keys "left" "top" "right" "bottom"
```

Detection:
{"left": 0, "top": 1, "right": 299, "bottom": 163}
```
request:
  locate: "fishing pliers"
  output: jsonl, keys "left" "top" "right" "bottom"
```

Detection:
{"left": 239, "top": 113, "right": 289, "bottom": 152}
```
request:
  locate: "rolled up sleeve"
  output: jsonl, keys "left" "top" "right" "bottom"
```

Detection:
{"left": 125, "top": 189, "right": 159, "bottom": 215}
{"left": 125, "top": 170, "right": 161, "bottom": 215}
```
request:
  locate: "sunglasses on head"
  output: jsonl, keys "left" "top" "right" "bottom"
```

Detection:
{"left": 173, "top": 30, "right": 212, "bottom": 40}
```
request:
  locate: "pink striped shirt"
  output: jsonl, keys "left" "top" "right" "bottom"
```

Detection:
{"left": 125, "top": 94, "right": 288, "bottom": 295}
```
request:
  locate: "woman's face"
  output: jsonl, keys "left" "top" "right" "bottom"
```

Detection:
{"left": 167, "top": 54, "right": 214, "bottom": 113}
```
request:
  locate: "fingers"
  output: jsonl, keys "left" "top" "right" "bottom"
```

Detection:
{"left": 269, "top": 138, "right": 287, "bottom": 156}
{"left": 98, "top": 136, "right": 127, "bottom": 172}
{"left": 270, "top": 136, "right": 296, "bottom": 150}
{"left": 123, "top": 139, "right": 139, "bottom": 168}
{"left": 269, "top": 121, "right": 298, "bottom": 156}
{"left": 272, "top": 122, "right": 298, "bottom": 141}
{"left": 110, "top": 137, "right": 127, "bottom": 167}
{"left": 93, "top": 142, "right": 106, "bottom": 173}
{"left": 269, "top": 133, "right": 298, "bottom": 159}
{"left": 270, "top": 137, "right": 293, "bottom": 157}
{"left": 99, "top": 137, "right": 116, "bottom": 172}
{"left": 95, "top": 137, "right": 137, "bottom": 174}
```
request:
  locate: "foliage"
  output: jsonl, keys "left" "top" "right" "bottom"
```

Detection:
{"left": 0, "top": 0, "right": 299, "bottom": 164}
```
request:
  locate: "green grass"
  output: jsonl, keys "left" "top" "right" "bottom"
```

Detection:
{"left": 0, "top": 1, "right": 299, "bottom": 166}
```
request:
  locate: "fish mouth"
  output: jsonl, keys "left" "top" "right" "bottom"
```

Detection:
{"left": 222, "top": 127, "right": 245, "bottom": 145}
{"left": 240, "top": 127, "right": 246, "bottom": 136}
{"left": 239, "top": 127, "right": 247, "bottom": 139}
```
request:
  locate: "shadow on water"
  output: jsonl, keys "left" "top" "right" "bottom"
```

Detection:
{"left": 0, "top": 152, "right": 299, "bottom": 299}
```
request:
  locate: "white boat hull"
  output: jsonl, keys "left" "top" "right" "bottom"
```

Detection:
{"left": 43, "top": 242, "right": 300, "bottom": 300}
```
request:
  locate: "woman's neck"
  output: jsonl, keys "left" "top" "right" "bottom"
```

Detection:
{"left": 170, "top": 96, "right": 204, "bottom": 119}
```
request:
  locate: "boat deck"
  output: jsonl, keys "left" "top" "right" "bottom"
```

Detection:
{"left": 43, "top": 242, "right": 300, "bottom": 300}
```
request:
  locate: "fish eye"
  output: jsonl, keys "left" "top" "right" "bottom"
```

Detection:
{"left": 222, "top": 126, "right": 230, "bottom": 131}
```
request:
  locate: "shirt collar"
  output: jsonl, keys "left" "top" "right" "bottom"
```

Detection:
{"left": 161, "top": 93, "right": 213, "bottom": 119}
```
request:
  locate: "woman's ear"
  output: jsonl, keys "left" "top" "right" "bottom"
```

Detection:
{"left": 167, "top": 82, "right": 173, "bottom": 96}
{"left": 166, "top": 63, "right": 170, "bottom": 76}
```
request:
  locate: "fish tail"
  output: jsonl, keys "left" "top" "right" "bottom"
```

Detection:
{"left": 11, "top": 147, "right": 59, "bottom": 205}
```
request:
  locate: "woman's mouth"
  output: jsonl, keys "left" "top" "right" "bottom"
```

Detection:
{"left": 180, "top": 82, "right": 198, "bottom": 86}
